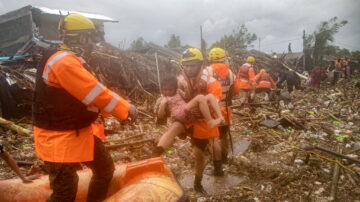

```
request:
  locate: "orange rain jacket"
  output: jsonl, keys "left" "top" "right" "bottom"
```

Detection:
{"left": 34, "top": 49, "right": 130, "bottom": 163}
{"left": 206, "top": 63, "right": 240, "bottom": 125}
{"left": 178, "top": 68, "right": 222, "bottom": 139}
{"left": 237, "top": 63, "right": 255, "bottom": 90}
{"left": 254, "top": 72, "right": 277, "bottom": 89}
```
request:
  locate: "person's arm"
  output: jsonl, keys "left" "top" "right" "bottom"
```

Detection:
{"left": 1, "top": 151, "right": 32, "bottom": 183}
{"left": 157, "top": 97, "right": 168, "bottom": 119}
{"left": 269, "top": 76, "right": 277, "bottom": 89}
{"left": 50, "top": 55, "right": 131, "bottom": 120}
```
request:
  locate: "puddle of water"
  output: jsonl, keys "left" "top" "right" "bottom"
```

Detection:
{"left": 232, "top": 139, "right": 251, "bottom": 155}
{"left": 178, "top": 172, "right": 246, "bottom": 195}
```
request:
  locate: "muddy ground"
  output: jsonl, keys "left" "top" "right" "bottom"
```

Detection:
{"left": 1, "top": 77, "right": 360, "bottom": 202}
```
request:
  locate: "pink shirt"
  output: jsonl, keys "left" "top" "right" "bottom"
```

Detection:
{"left": 166, "top": 92, "right": 188, "bottom": 122}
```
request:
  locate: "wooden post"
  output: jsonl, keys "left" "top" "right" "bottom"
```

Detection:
{"left": 155, "top": 52, "right": 162, "bottom": 94}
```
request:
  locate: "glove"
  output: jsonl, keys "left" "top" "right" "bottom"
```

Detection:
{"left": 128, "top": 104, "right": 138, "bottom": 122}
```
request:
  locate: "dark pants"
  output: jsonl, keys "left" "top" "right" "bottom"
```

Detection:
{"left": 218, "top": 125, "right": 230, "bottom": 157}
{"left": 45, "top": 137, "right": 115, "bottom": 202}
{"left": 332, "top": 72, "right": 340, "bottom": 86}
{"left": 287, "top": 82, "right": 301, "bottom": 93}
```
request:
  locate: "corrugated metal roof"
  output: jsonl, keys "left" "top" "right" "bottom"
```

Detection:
{"left": 34, "top": 6, "right": 118, "bottom": 22}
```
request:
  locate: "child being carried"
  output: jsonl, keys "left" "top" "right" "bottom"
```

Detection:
{"left": 158, "top": 76, "right": 224, "bottom": 128}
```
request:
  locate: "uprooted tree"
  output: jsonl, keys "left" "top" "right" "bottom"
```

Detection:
{"left": 211, "top": 24, "right": 257, "bottom": 53}
{"left": 312, "top": 17, "right": 348, "bottom": 65}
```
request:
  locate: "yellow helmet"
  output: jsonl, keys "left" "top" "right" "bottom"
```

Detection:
{"left": 246, "top": 56, "right": 255, "bottom": 63}
{"left": 208, "top": 48, "right": 226, "bottom": 62}
{"left": 260, "top": 69, "right": 266, "bottom": 73}
{"left": 59, "top": 13, "right": 95, "bottom": 37}
{"left": 181, "top": 48, "right": 203, "bottom": 63}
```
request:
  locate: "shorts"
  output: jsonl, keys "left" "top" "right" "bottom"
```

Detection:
{"left": 218, "top": 125, "right": 229, "bottom": 139}
{"left": 172, "top": 106, "right": 197, "bottom": 124}
{"left": 186, "top": 126, "right": 209, "bottom": 151}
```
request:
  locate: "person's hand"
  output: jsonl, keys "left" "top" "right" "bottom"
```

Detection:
{"left": 128, "top": 104, "right": 138, "bottom": 122}
{"left": 160, "top": 97, "right": 168, "bottom": 105}
{"left": 21, "top": 174, "right": 40, "bottom": 183}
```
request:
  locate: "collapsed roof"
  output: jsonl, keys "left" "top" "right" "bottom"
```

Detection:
{"left": 0, "top": 5, "right": 117, "bottom": 56}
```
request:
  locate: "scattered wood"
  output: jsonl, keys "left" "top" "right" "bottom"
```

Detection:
{"left": 0, "top": 117, "right": 31, "bottom": 135}
{"left": 106, "top": 138, "right": 154, "bottom": 150}
{"left": 105, "top": 134, "right": 143, "bottom": 143}
{"left": 330, "top": 145, "right": 341, "bottom": 200}
{"left": 327, "top": 112, "right": 342, "bottom": 123}
{"left": 300, "top": 144, "right": 360, "bottom": 164}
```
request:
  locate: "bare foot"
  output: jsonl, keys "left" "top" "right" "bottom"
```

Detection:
{"left": 218, "top": 116, "right": 225, "bottom": 125}
{"left": 208, "top": 118, "right": 222, "bottom": 128}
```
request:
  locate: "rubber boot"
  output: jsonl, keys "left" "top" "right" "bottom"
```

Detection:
{"left": 151, "top": 146, "right": 164, "bottom": 158}
{"left": 213, "top": 160, "right": 224, "bottom": 176}
{"left": 194, "top": 175, "right": 207, "bottom": 194}
{"left": 221, "top": 152, "right": 228, "bottom": 164}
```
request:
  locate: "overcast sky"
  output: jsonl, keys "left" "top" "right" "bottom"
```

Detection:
{"left": 1, "top": 0, "right": 359, "bottom": 53}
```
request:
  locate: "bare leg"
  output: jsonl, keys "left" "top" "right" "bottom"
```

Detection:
{"left": 205, "top": 94, "right": 224, "bottom": 122}
{"left": 185, "top": 95, "right": 221, "bottom": 128}
{"left": 239, "top": 90, "right": 248, "bottom": 105}
{"left": 208, "top": 137, "right": 222, "bottom": 161}
{"left": 157, "top": 121, "right": 185, "bottom": 149}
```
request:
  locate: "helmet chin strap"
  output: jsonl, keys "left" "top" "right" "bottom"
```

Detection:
{"left": 64, "top": 35, "right": 94, "bottom": 58}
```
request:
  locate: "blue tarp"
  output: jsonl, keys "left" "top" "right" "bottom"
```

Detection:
{"left": 0, "top": 54, "right": 31, "bottom": 61}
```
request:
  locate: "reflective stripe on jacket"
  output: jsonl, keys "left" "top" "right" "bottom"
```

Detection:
{"left": 255, "top": 72, "right": 277, "bottom": 89}
{"left": 206, "top": 63, "right": 240, "bottom": 125}
{"left": 237, "top": 63, "right": 255, "bottom": 89}
{"left": 34, "top": 49, "right": 130, "bottom": 163}
{"left": 177, "top": 68, "right": 222, "bottom": 139}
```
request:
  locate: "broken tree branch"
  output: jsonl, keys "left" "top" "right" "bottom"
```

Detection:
{"left": 0, "top": 117, "right": 31, "bottom": 135}
{"left": 330, "top": 145, "right": 341, "bottom": 200}
{"left": 106, "top": 138, "right": 154, "bottom": 150}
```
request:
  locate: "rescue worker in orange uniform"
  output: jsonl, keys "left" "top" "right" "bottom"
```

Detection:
{"left": 153, "top": 48, "right": 223, "bottom": 194}
{"left": 237, "top": 56, "right": 256, "bottom": 106}
{"left": 32, "top": 14, "right": 137, "bottom": 202}
{"left": 254, "top": 69, "right": 277, "bottom": 101}
{"left": 206, "top": 48, "right": 240, "bottom": 163}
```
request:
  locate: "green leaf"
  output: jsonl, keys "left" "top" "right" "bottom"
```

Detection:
{"left": 332, "top": 121, "right": 340, "bottom": 125}
{"left": 167, "top": 150, "right": 173, "bottom": 155}
{"left": 336, "top": 135, "right": 349, "bottom": 141}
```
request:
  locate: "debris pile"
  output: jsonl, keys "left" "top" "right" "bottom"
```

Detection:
{"left": 0, "top": 45, "right": 359, "bottom": 201}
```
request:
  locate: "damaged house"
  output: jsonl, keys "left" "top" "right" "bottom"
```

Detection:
{"left": 0, "top": 5, "right": 117, "bottom": 119}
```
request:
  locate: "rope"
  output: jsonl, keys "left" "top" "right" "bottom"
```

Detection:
{"left": 269, "top": 129, "right": 355, "bottom": 175}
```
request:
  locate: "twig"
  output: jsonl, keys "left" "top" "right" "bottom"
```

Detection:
{"left": 138, "top": 110, "right": 153, "bottom": 118}
{"left": 0, "top": 117, "right": 31, "bottom": 135}
{"left": 330, "top": 145, "right": 341, "bottom": 200}
{"left": 327, "top": 112, "right": 342, "bottom": 123}
{"left": 136, "top": 79, "right": 155, "bottom": 98}
{"left": 106, "top": 138, "right": 154, "bottom": 150}
{"left": 105, "top": 134, "right": 143, "bottom": 143}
